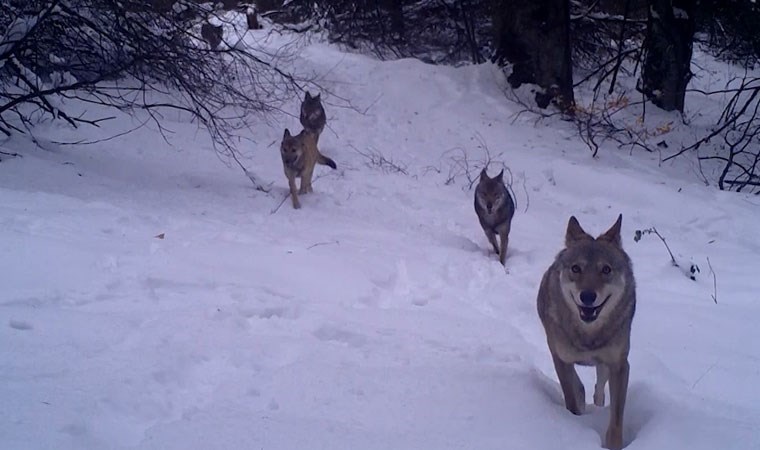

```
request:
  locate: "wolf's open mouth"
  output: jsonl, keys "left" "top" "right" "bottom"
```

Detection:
{"left": 577, "top": 295, "right": 610, "bottom": 323}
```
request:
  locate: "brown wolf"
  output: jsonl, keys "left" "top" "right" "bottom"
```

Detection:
{"left": 299, "top": 91, "right": 326, "bottom": 144}
{"left": 280, "top": 128, "right": 337, "bottom": 209}
{"left": 474, "top": 168, "right": 515, "bottom": 265}
{"left": 536, "top": 214, "right": 636, "bottom": 450}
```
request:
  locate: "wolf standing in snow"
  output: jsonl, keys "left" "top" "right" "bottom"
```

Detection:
{"left": 299, "top": 91, "right": 327, "bottom": 144}
{"left": 280, "top": 128, "right": 337, "bottom": 209}
{"left": 474, "top": 168, "right": 515, "bottom": 265}
{"left": 536, "top": 214, "right": 636, "bottom": 450}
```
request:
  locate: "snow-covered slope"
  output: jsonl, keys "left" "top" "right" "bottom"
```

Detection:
{"left": 1, "top": 25, "right": 759, "bottom": 450}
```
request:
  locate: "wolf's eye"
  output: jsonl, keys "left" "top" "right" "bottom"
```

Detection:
{"left": 602, "top": 265, "right": 612, "bottom": 274}
{"left": 571, "top": 265, "right": 581, "bottom": 273}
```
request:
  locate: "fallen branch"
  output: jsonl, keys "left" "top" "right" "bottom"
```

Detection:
{"left": 707, "top": 256, "right": 718, "bottom": 304}
{"left": 634, "top": 226, "right": 701, "bottom": 281}
{"left": 307, "top": 240, "right": 339, "bottom": 250}
{"left": 634, "top": 226, "right": 676, "bottom": 265}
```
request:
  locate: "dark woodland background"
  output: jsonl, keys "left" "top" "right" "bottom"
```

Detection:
{"left": 2, "top": 0, "right": 760, "bottom": 192}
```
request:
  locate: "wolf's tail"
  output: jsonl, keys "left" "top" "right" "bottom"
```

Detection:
{"left": 318, "top": 153, "right": 337, "bottom": 169}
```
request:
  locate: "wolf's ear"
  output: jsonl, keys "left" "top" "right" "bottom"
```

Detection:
{"left": 479, "top": 168, "right": 489, "bottom": 181}
{"left": 304, "top": 91, "right": 312, "bottom": 101}
{"left": 565, "top": 216, "right": 593, "bottom": 247}
{"left": 283, "top": 128, "right": 291, "bottom": 138}
{"left": 598, "top": 214, "right": 623, "bottom": 247}
{"left": 315, "top": 93, "right": 321, "bottom": 100}
{"left": 495, "top": 169, "right": 504, "bottom": 182}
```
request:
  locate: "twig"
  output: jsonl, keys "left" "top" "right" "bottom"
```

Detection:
{"left": 691, "top": 361, "right": 718, "bottom": 390}
{"left": 50, "top": 119, "right": 150, "bottom": 145}
{"left": 244, "top": 168, "right": 274, "bottom": 193}
{"left": 270, "top": 191, "right": 290, "bottom": 214}
{"left": 634, "top": 226, "right": 677, "bottom": 266}
{"left": 307, "top": 240, "right": 339, "bottom": 250}
{"left": 0, "top": 149, "right": 21, "bottom": 158}
{"left": 706, "top": 257, "right": 717, "bottom": 304}
{"left": 269, "top": 172, "right": 332, "bottom": 214}
{"left": 350, "top": 144, "right": 408, "bottom": 175}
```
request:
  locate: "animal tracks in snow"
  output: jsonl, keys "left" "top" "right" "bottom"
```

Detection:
{"left": 313, "top": 325, "right": 369, "bottom": 348}
{"left": 235, "top": 287, "right": 302, "bottom": 322}
{"left": 8, "top": 319, "right": 33, "bottom": 330}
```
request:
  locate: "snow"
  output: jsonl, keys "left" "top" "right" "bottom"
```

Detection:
{"left": 2, "top": 24, "right": 760, "bottom": 450}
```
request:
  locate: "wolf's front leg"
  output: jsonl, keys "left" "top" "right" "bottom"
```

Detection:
{"left": 288, "top": 175, "right": 301, "bottom": 209}
{"left": 551, "top": 352, "right": 585, "bottom": 415}
{"left": 484, "top": 228, "right": 499, "bottom": 255}
{"left": 498, "top": 224, "right": 510, "bottom": 265}
{"left": 604, "top": 360, "right": 629, "bottom": 450}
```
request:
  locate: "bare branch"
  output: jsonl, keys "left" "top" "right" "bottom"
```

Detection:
{"left": 706, "top": 257, "right": 717, "bottom": 304}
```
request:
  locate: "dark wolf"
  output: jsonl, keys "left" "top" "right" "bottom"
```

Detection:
{"left": 299, "top": 91, "right": 326, "bottom": 144}
{"left": 474, "top": 168, "right": 515, "bottom": 265}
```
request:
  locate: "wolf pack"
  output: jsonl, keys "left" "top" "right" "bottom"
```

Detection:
{"left": 280, "top": 92, "right": 637, "bottom": 450}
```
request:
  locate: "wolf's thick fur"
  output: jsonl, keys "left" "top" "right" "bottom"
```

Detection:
{"left": 280, "top": 128, "right": 337, "bottom": 209}
{"left": 299, "top": 91, "right": 326, "bottom": 144}
{"left": 536, "top": 214, "right": 636, "bottom": 450}
{"left": 474, "top": 168, "right": 515, "bottom": 265}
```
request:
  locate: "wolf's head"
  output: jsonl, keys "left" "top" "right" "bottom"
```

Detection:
{"left": 301, "top": 91, "right": 324, "bottom": 122}
{"left": 280, "top": 128, "right": 303, "bottom": 165}
{"left": 475, "top": 168, "right": 508, "bottom": 214}
{"left": 557, "top": 214, "right": 634, "bottom": 324}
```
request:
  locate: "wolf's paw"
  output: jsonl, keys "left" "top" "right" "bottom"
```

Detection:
{"left": 565, "top": 398, "right": 585, "bottom": 415}
{"left": 604, "top": 425, "right": 623, "bottom": 450}
{"left": 593, "top": 389, "right": 605, "bottom": 407}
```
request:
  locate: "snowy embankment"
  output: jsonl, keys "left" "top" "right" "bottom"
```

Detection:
{"left": 1, "top": 22, "right": 759, "bottom": 450}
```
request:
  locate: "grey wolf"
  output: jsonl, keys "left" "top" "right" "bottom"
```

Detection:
{"left": 280, "top": 128, "right": 337, "bottom": 209}
{"left": 299, "top": 91, "right": 326, "bottom": 144}
{"left": 536, "top": 214, "right": 636, "bottom": 450}
{"left": 474, "top": 168, "right": 515, "bottom": 265}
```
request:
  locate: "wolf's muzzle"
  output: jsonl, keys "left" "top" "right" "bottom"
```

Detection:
{"left": 577, "top": 293, "right": 610, "bottom": 323}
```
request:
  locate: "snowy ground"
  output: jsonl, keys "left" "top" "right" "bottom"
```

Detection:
{"left": 1, "top": 23, "right": 760, "bottom": 450}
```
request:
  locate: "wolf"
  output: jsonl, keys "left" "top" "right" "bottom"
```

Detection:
{"left": 280, "top": 128, "right": 337, "bottom": 209}
{"left": 299, "top": 91, "right": 326, "bottom": 144}
{"left": 536, "top": 214, "right": 636, "bottom": 450}
{"left": 474, "top": 168, "right": 515, "bottom": 265}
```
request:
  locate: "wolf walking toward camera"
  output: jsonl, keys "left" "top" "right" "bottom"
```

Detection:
{"left": 280, "top": 128, "right": 337, "bottom": 209}
{"left": 300, "top": 91, "right": 326, "bottom": 144}
{"left": 536, "top": 214, "right": 636, "bottom": 450}
{"left": 474, "top": 168, "right": 515, "bottom": 265}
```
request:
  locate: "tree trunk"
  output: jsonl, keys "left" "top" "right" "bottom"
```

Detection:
{"left": 640, "top": 0, "right": 696, "bottom": 112}
{"left": 386, "top": 0, "right": 405, "bottom": 41}
{"left": 492, "top": 0, "right": 574, "bottom": 111}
